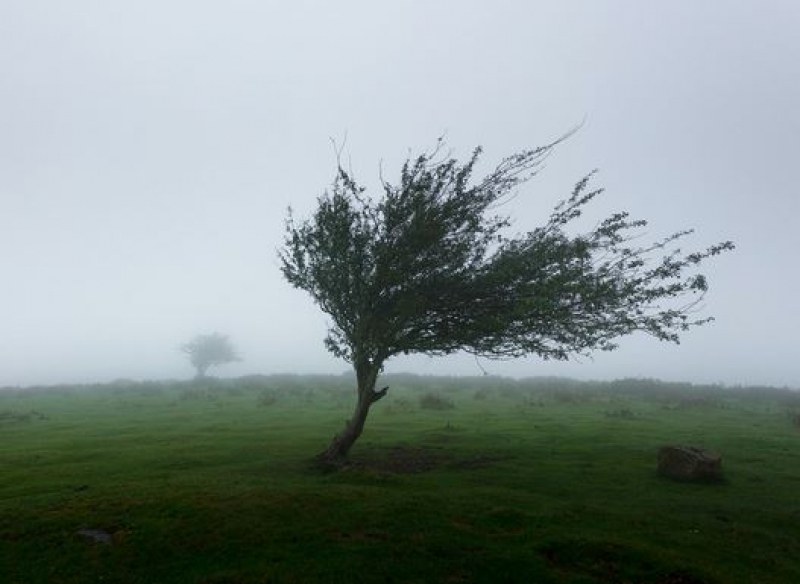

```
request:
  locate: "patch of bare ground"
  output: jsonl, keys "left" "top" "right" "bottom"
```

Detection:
{"left": 329, "top": 529, "right": 390, "bottom": 543}
{"left": 346, "top": 444, "right": 511, "bottom": 474}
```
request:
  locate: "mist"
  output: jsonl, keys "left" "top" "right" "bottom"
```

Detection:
{"left": 2, "top": 1, "right": 798, "bottom": 388}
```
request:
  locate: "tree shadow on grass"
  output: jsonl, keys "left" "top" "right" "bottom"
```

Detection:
{"left": 335, "top": 444, "right": 513, "bottom": 475}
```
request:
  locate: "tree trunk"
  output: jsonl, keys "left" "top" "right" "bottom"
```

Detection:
{"left": 315, "top": 360, "right": 388, "bottom": 468}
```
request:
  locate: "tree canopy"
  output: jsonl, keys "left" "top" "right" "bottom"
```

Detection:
{"left": 181, "top": 332, "right": 240, "bottom": 379}
{"left": 280, "top": 138, "right": 734, "bottom": 463}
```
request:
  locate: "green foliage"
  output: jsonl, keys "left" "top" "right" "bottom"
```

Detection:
{"left": 604, "top": 407, "right": 637, "bottom": 420}
{"left": 418, "top": 392, "right": 456, "bottom": 410}
{"left": 256, "top": 389, "right": 279, "bottom": 407}
{"left": 180, "top": 332, "right": 240, "bottom": 379}
{"left": 280, "top": 138, "right": 734, "bottom": 367}
{"left": 0, "top": 408, "right": 48, "bottom": 424}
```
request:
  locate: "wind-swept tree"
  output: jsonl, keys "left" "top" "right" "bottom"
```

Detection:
{"left": 181, "top": 332, "right": 240, "bottom": 379}
{"left": 280, "top": 137, "right": 734, "bottom": 466}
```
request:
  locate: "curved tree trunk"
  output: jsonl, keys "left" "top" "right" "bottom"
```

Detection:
{"left": 315, "top": 360, "right": 388, "bottom": 468}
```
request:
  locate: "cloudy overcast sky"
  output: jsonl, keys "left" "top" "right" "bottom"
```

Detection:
{"left": 1, "top": 1, "right": 797, "bottom": 387}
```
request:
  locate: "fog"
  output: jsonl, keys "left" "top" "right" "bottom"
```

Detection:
{"left": 1, "top": 1, "right": 797, "bottom": 388}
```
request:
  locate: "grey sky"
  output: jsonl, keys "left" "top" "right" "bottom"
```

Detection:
{"left": 1, "top": 1, "right": 798, "bottom": 387}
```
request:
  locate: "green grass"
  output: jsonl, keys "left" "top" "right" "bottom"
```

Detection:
{"left": 1, "top": 375, "right": 799, "bottom": 583}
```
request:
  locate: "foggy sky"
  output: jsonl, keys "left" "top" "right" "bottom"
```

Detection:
{"left": 1, "top": 1, "right": 798, "bottom": 387}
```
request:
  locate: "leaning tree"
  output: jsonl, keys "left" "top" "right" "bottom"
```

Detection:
{"left": 181, "top": 332, "right": 240, "bottom": 379}
{"left": 279, "top": 137, "right": 733, "bottom": 466}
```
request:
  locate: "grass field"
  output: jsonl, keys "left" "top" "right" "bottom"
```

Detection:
{"left": 1, "top": 374, "right": 799, "bottom": 583}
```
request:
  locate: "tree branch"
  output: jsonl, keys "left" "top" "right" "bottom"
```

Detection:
{"left": 370, "top": 386, "right": 390, "bottom": 403}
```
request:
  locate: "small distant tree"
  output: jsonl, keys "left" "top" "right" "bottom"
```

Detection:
{"left": 181, "top": 332, "right": 240, "bottom": 379}
{"left": 280, "top": 137, "right": 734, "bottom": 466}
